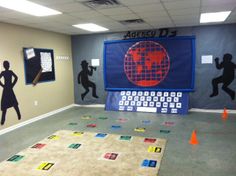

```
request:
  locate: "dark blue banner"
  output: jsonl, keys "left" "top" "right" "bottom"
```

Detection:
{"left": 104, "top": 36, "right": 195, "bottom": 91}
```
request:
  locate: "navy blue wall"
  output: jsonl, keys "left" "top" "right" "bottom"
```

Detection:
{"left": 72, "top": 24, "right": 236, "bottom": 109}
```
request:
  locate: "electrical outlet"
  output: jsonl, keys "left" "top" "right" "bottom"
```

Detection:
{"left": 34, "top": 101, "right": 38, "bottom": 106}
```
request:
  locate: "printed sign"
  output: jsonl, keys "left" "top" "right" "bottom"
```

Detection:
{"left": 116, "top": 118, "right": 128, "bottom": 123}
{"left": 68, "top": 144, "right": 81, "bottom": 149}
{"left": 95, "top": 133, "right": 107, "bottom": 138}
{"left": 72, "top": 132, "right": 84, "bottom": 137}
{"left": 134, "top": 127, "right": 146, "bottom": 132}
{"left": 47, "top": 135, "right": 60, "bottom": 140}
{"left": 68, "top": 122, "right": 78, "bottom": 126}
{"left": 25, "top": 48, "right": 35, "bottom": 59}
{"left": 141, "top": 159, "right": 157, "bottom": 168}
{"left": 162, "top": 121, "right": 175, "bottom": 126}
{"left": 142, "top": 120, "right": 151, "bottom": 124}
{"left": 148, "top": 146, "right": 162, "bottom": 153}
{"left": 98, "top": 117, "right": 108, "bottom": 120}
{"left": 87, "top": 124, "right": 97, "bottom": 128}
{"left": 40, "top": 52, "right": 52, "bottom": 73}
{"left": 31, "top": 143, "right": 46, "bottom": 149}
{"left": 144, "top": 138, "right": 157, "bottom": 143}
{"left": 111, "top": 125, "right": 121, "bottom": 129}
{"left": 119, "top": 135, "right": 132, "bottom": 141}
{"left": 37, "top": 162, "right": 55, "bottom": 171}
{"left": 160, "top": 130, "right": 170, "bottom": 134}
{"left": 7, "top": 155, "right": 24, "bottom": 162}
{"left": 103, "top": 153, "right": 118, "bottom": 160}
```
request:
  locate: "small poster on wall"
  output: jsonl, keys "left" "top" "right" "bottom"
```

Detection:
{"left": 25, "top": 48, "right": 35, "bottom": 59}
{"left": 23, "top": 48, "right": 55, "bottom": 86}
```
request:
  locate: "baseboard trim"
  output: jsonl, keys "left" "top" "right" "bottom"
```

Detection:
{"left": 1, "top": 104, "right": 234, "bottom": 136}
{"left": 0, "top": 104, "right": 74, "bottom": 136}
{"left": 74, "top": 104, "right": 105, "bottom": 108}
{"left": 189, "top": 108, "right": 236, "bottom": 114}
{"left": 74, "top": 104, "right": 236, "bottom": 114}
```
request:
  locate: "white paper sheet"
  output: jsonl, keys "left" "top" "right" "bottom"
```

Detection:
{"left": 91, "top": 59, "right": 100, "bottom": 66}
{"left": 201, "top": 55, "right": 213, "bottom": 64}
{"left": 40, "top": 52, "right": 52, "bottom": 72}
{"left": 25, "top": 48, "right": 35, "bottom": 59}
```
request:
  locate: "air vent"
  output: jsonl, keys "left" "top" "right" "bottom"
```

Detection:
{"left": 83, "top": 0, "right": 122, "bottom": 9}
{"left": 119, "top": 19, "right": 145, "bottom": 25}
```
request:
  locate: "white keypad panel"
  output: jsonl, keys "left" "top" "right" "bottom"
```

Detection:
{"left": 106, "top": 91, "right": 188, "bottom": 114}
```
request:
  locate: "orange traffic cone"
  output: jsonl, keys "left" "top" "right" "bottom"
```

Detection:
{"left": 222, "top": 108, "right": 228, "bottom": 120}
{"left": 189, "top": 130, "right": 199, "bottom": 145}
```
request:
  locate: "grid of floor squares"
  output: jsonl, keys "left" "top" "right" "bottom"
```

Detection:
{"left": 0, "top": 130, "right": 167, "bottom": 176}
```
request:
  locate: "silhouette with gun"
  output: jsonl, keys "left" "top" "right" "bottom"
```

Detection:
{"left": 0, "top": 61, "right": 21, "bottom": 125}
{"left": 78, "top": 60, "right": 99, "bottom": 100}
{"left": 210, "top": 53, "right": 236, "bottom": 100}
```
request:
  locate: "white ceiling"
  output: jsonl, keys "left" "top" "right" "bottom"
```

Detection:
{"left": 0, "top": 0, "right": 236, "bottom": 35}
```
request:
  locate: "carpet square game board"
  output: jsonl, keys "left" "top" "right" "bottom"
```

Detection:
{"left": 0, "top": 130, "right": 167, "bottom": 176}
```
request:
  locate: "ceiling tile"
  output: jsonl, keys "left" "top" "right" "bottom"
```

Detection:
{"left": 98, "top": 21, "right": 126, "bottom": 29}
{"left": 201, "top": 0, "right": 236, "bottom": 6}
{"left": 48, "top": 15, "right": 82, "bottom": 25}
{"left": 0, "top": 7, "right": 10, "bottom": 13}
{"left": 161, "top": 0, "right": 189, "bottom": 2}
{"left": 33, "top": 21, "right": 66, "bottom": 29}
{"left": 144, "top": 17, "right": 173, "bottom": 27}
{"left": 97, "top": 7, "right": 133, "bottom": 15}
{"left": 226, "top": 11, "right": 236, "bottom": 22}
{"left": 173, "top": 18, "right": 200, "bottom": 25}
{"left": 109, "top": 13, "right": 139, "bottom": 20}
{"left": 30, "top": 0, "right": 75, "bottom": 5}
{"left": 171, "top": 15, "right": 199, "bottom": 21}
{"left": 109, "top": 27, "right": 130, "bottom": 32}
{"left": 0, "top": 11, "right": 46, "bottom": 23}
{"left": 78, "top": 17, "right": 115, "bottom": 24}
{"left": 168, "top": 8, "right": 200, "bottom": 16}
{"left": 143, "top": 16, "right": 172, "bottom": 23}
{"left": 163, "top": 0, "right": 200, "bottom": 10}
{"left": 119, "top": 0, "right": 160, "bottom": 6}
{"left": 150, "top": 21, "right": 175, "bottom": 28}
{"left": 69, "top": 11, "right": 105, "bottom": 19}
{"left": 175, "top": 21, "right": 199, "bottom": 27}
{"left": 127, "top": 23, "right": 154, "bottom": 30}
{"left": 137, "top": 11, "right": 169, "bottom": 18}
{"left": 201, "top": 4, "right": 236, "bottom": 12}
{"left": 129, "top": 3, "right": 165, "bottom": 13}
{"left": 51, "top": 2, "right": 91, "bottom": 13}
{"left": 0, "top": 0, "right": 235, "bottom": 35}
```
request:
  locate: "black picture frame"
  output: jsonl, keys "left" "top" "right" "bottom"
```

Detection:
{"left": 23, "top": 47, "right": 55, "bottom": 85}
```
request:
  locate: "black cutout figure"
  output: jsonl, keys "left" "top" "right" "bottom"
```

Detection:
{"left": 78, "top": 60, "right": 99, "bottom": 100}
{"left": 210, "top": 53, "right": 236, "bottom": 100}
{"left": 0, "top": 61, "right": 21, "bottom": 125}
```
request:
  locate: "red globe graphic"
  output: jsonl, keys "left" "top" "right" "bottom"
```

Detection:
{"left": 124, "top": 41, "right": 170, "bottom": 87}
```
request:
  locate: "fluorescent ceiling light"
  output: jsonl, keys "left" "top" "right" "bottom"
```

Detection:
{"left": 73, "top": 23, "right": 109, "bottom": 32}
{"left": 0, "top": 0, "right": 62, "bottom": 17}
{"left": 200, "top": 11, "right": 231, "bottom": 23}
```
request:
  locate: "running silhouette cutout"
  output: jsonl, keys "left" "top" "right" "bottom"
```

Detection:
{"left": 210, "top": 53, "right": 236, "bottom": 100}
{"left": 0, "top": 61, "right": 21, "bottom": 125}
{"left": 78, "top": 60, "right": 99, "bottom": 100}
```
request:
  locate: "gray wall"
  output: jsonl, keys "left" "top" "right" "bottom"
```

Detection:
{"left": 72, "top": 23, "right": 236, "bottom": 109}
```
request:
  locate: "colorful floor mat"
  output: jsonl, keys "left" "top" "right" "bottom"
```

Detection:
{"left": 0, "top": 130, "right": 167, "bottom": 176}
